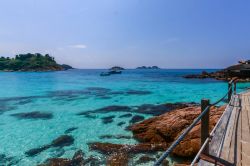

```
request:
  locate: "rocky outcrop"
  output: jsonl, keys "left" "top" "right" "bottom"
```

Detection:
{"left": 129, "top": 105, "right": 226, "bottom": 157}
{"left": 184, "top": 62, "right": 250, "bottom": 82}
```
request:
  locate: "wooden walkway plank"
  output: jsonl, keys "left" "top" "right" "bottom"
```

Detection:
{"left": 219, "top": 106, "right": 238, "bottom": 163}
{"left": 209, "top": 105, "right": 233, "bottom": 156}
{"left": 197, "top": 90, "right": 250, "bottom": 166}
{"left": 239, "top": 95, "right": 250, "bottom": 165}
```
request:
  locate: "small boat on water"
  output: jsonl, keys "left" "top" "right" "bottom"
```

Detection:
{"left": 100, "top": 70, "right": 122, "bottom": 76}
{"left": 109, "top": 70, "right": 122, "bottom": 74}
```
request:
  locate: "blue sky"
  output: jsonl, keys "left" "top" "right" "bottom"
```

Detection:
{"left": 0, "top": 0, "right": 250, "bottom": 69}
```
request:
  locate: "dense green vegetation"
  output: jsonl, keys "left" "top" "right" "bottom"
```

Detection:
{"left": 0, "top": 53, "right": 72, "bottom": 71}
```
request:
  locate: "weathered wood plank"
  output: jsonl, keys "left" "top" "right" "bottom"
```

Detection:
{"left": 219, "top": 106, "right": 238, "bottom": 162}
{"left": 239, "top": 95, "right": 250, "bottom": 165}
{"left": 197, "top": 90, "right": 250, "bottom": 166}
{"left": 209, "top": 105, "right": 233, "bottom": 156}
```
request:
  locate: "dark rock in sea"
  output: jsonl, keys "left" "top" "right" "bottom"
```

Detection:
{"left": 71, "top": 150, "right": 85, "bottom": 165}
{"left": 0, "top": 153, "right": 19, "bottom": 165}
{"left": 77, "top": 103, "right": 196, "bottom": 117}
{"left": 16, "top": 99, "right": 33, "bottom": 105}
{"left": 11, "top": 111, "right": 53, "bottom": 120}
{"left": 97, "top": 106, "right": 131, "bottom": 112}
{"left": 0, "top": 103, "right": 17, "bottom": 115}
{"left": 47, "top": 90, "right": 85, "bottom": 98}
{"left": 25, "top": 145, "right": 50, "bottom": 157}
{"left": 25, "top": 135, "right": 74, "bottom": 157}
{"left": 84, "top": 114, "right": 97, "bottom": 119}
{"left": 129, "top": 115, "right": 145, "bottom": 123}
{"left": 51, "top": 135, "right": 74, "bottom": 147}
{"left": 98, "top": 96, "right": 112, "bottom": 99}
{"left": 106, "top": 152, "right": 128, "bottom": 166}
{"left": 134, "top": 102, "right": 197, "bottom": 116}
{"left": 119, "top": 113, "right": 133, "bottom": 118}
{"left": 117, "top": 122, "right": 126, "bottom": 126}
{"left": 77, "top": 105, "right": 131, "bottom": 116}
{"left": 99, "top": 134, "right": 131, "bottom": 139}
{"left": 64, "top": 127, "right": 78, "bottom": 134}
{"left": 101, "top": 115, "right": 115, "bottom": 124}
{"left": 126, "top": 90, "right": 152, "bottom": 95}
{"left": 135, "top": 155, "right": 156, "bottom": 165}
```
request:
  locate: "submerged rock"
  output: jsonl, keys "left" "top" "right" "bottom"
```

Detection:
{"left": 11, "top": 111, "right": 53, "bottom": 120}
{"left": 0, "top": 153, "right": 19, "bottom": 166}
{"left": 117, "top": 122, "right": 126, "bottom": 126}
{"left": 25, "top": 145, "right": 50, "bottom": 157}
{"left": 133, "top": 103, "right": 196, "bottom": 116}
{"left": 101, "top": 115, "right": 115, "bottom": 124}
{"left": 129, "top": 115, "right": 145, "bottom": 124}
{"left": 77, "top": 103, "right": 195, "bottom": 117}
{"left": 51, "top": 135, "right": 74, "bottom": 147}
{"left": 25, "top": 135, "right": 74, "bottom": 157}
{"left": 119, "top": 113, "right": 133, "bottom": 118}
{"left": 64, "top": 127, "right": 78, "bottom": 134}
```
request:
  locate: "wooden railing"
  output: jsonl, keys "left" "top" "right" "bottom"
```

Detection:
{"left": 154, "top": 78, "right": 238, "bottom": 166}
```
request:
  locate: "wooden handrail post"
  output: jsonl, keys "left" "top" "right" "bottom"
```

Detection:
{"left": 201, "top": 99, "right": 210, "bottom": 154}
{"left": 234, "top": 82, "right": 237, "bottom": 94}
{"left": 228, "top": 82, "right": 232, "bottom": 102}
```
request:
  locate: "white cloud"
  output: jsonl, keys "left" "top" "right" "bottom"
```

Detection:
{"left": 69, "top": 44, "right": 87, "bottom": 49}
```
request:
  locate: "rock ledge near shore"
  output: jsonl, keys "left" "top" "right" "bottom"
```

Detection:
{"left": 129, "top": 105, "right": 226, "bottom": 158}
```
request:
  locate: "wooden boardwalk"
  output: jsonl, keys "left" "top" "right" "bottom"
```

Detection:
{"left": 198, "top": 91, "right": 250, "bottom": 166}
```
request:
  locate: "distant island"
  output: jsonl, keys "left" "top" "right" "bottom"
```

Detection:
{"left": 136, "top": 66, "right": 160, "bottom": 69}
{"left": 0, "top": 53, "right": 73, "bottom": 72}
{"left": 184, "top": 60, "right": 250, "bottom": 82}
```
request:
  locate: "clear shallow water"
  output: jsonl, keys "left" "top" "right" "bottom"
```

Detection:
{"left": 0, "top": 69, "right": 249, "bottom": 165}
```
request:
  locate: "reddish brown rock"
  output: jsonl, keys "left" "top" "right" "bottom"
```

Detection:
{"left": 89, "top": 142, "right": 167, "bottom": 155}
{"left": 129, "top": 105, "right": 226, "bottom": 157}
{"left": 106, "top": 152, "right": 128, "bottom": 166}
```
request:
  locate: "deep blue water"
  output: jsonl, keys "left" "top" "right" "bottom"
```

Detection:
{"left": 0, "top": 69, "right": 249, "bottom": 165}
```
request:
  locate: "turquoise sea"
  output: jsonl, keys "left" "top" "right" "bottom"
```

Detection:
{"left": 0, "top": 69, "right": 249, "bottom": 165}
